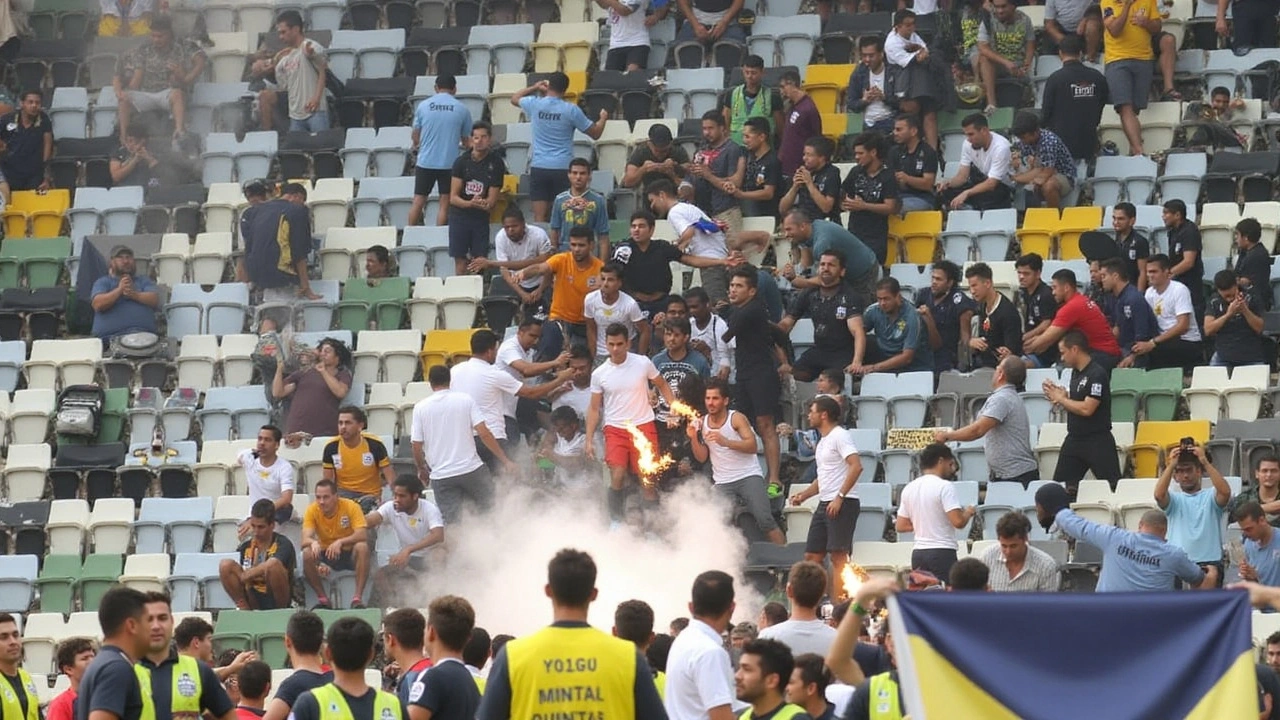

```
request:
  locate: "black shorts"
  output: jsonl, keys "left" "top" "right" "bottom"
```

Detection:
{"left": 415, "top": 166, "right": 451, "bottom": 197}
{"left": 794, "top": 348, "right": 848, "bottom": 382}
{"left": 734, "top": 370, "right": 780, "bottom": 421}
{"left": 448, "top": 211, "right": 490, "bottom": 259}
{"left": 530, "top": 167, "right": 570, "bottom": 203}
{"left": 605, "top": 45, "right": 650, "bottom": 71}
{"left": 912, "top": 547, "right": 959, "bottom": 583}
{"left": 1150, "top": 31, "right": 1173, "bottom": 55}
{"left": 318, "top": 549, "right": 355, "bottom": 572}
{"left": 636, "top": 297, "right": 668, "bottom": 321}
{"left": 805, "top": 497, "right": 860, "bottom": 554}
{"left": 248, "top": 588, "right": 284, "bottom": 610}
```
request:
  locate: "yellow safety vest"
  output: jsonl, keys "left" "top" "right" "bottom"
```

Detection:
{"left": 166, "top": 654, "right": 203, "bottom": 720}
{"left": 474, "top": 675, "right": 486, "bottom": 695}
{"left": 653, "top": 670, "right": 665, "bottom": 701}
{"left": 868, "top": 672, "right": 903, "bottom": 720}
{"left": 739, "top": 702, "right": 806, "bottom": 720}
{"left": 134, "top": 664, "right": 158, "bottom": 720}
{"left": 310, "top": 683, "right": 404, "bottom": 720}
{"left": 729, "top": 84, "right": 776, "bottom": 145}
{"left": 506, "top": 625, "right": 638, "bottom": 720}
{"left": 0, "top": 667, "right": 38, "bottom": 720}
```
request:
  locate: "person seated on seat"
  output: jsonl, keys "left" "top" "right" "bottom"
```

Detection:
{"left": 975, "top": 0, "right": 1034, "bottom": 115}
{"left": 364, "top": 474, "right": 444, "bottom": 608}
{"left": 301, "top": 478, "right": 371, "bottom": 609}
{"left": 857, "top": 277, "right": 932, "bottom": 374}
{"left": 109, "top": 125, "right": 160, "bottom": 187}
{"left": 363, "top": 244, "right": 393, "bottom": 280}
{"left": 218, "top": 498, "right": 296, "bottom": 610}
{"left": 117, "top": 15, "right": 205, "bottom": 141}
{"left": 321, "top": 406, "right": 395, "bottom": 512}
{"left": 91, "top": 245, "right": 160, "bottom": 344}
{"left": 1009, "top": 112, "right": 1076, "bottom": 210}
{"left": 99, "top": 0, "right": 156, "bottom": 36}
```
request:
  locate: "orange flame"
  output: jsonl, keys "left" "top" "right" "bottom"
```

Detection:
{"left": 624, "top": 422, "right": 673, "bottom": 487}
{"left": 668, "top": 399, "right": 702, "bottom": 422}
{"left": 841, "top": 563, "right": 870, "bottom": 601}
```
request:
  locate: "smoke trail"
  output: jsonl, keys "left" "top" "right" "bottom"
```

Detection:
{"left": 411, "top": 478, "right": 767, "bottom": 637}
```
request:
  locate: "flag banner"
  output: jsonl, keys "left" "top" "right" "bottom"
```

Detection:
{"left": 887, "top": 590, "right": 1257, "bottom": 720}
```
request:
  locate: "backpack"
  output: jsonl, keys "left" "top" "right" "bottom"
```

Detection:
{"left": 56, "top": 384, "right": 104, "bottom": 437}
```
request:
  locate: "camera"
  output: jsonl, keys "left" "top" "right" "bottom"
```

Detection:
{"left": 1180, "top": 436, "right": 1196, "bottom": 452}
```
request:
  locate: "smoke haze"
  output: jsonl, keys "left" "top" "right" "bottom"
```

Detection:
{"left": 413, "top": 479, "right": 766, "bottom": 637}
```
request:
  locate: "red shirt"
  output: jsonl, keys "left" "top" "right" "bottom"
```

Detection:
{"left": 1052, "top": 293, "right": 1121, "bottom": 356}
{"left": 47, "top": 689, "right": 76, "bottom": 720}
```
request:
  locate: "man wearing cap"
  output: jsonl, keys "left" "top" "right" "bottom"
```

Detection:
{"left": 622, "top": 124, "right": 690, "bottom": 191}
{"left": 236, "top": 182, "right": 321, "bottom": 333}
{"left": 91, "top": 245, "right": 160, "bottom": 343}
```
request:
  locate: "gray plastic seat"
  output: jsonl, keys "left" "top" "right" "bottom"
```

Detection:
{"left": 170, "top": 552, "right": 239, "bottom": 612}
{"left": 50, "top": 87, "right": 88, "bottom": 139}
{"left": 465, "top": 24, "right": 533, "bottom": 75}
{"left": 134, "top": 497, "right": 213, "bottom": 554}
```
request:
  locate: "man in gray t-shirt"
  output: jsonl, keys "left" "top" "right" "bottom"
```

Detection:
{"left": 933, "top": 356, "right": 1037, "bottom": 485}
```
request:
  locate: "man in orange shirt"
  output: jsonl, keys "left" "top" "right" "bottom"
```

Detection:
{"left": 301, "top": 479, "right": 370, "bottom": 609}
{"left": 516, "top": 225, "right": 604, "bottom": 361}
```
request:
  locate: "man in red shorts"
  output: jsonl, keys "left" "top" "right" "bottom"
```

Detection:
{"left": 586, "top": 322, "right": 678, "bottom": 525}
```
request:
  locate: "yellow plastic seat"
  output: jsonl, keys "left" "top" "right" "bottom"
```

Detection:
{"left": 803, "top": 64, "right": 855, "bottom": 115}
{"left": 1129, "top": 420, "right": 1211, "bottom": 479}
{"left": 1057, "top": 206, "right": 1103, "bottom": 260}
{"left": 531, "top": 22, "right": 598, "bottom": 72}
{"left": 420, "top": 329, "right": 478, "bottom": 374}
{"left": 890, "top": 210, "right": 942, "bottom": 265}
{"left": 1014, "top": 207, "right": 1059, "bottom": 259}
{"left": 2, "top": 190, "right": 70, "bottom": 238}
{"left": 819, "top": 113, "right": 847, "bottom": 142}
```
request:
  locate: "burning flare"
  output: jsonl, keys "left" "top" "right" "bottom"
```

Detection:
{"left": 624, "top": 422, "right": 673, "bottom": 488}
{"left": 841, "top": 563, "right": 870, "bottom": 601}
{"left": 668, "top": 399, "right": 702, "bottom": 422}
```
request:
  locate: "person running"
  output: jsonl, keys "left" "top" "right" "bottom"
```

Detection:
{"left": 290, "top": 618, "right": 405, "bottom": 720}
{"left": 689, "top": 378, "right": 786, "bottom": 545}
{"left": 788, "top": 395, "right": 864, "bottom": 600}
{"left": 477, "top": 549, "right": 665, "bottom": 720}
{"left": 586, "top": 323, "right": 678, "bottom": 522}
{"left": 410, "top": 74, "right": 473, "bottom": 227}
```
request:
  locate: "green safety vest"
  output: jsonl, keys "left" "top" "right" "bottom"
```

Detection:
{"left": 0, "top": 667, "right": 38, "bottom": 720}
{"left": 729, "top": 84, "right": 775, "bottom": 145}
{"left": 134, "top": 664, "right": 158, "bottom": 720}
{"left": 868, "top": 672, "right": 903, "bottom": 720}
{"left": 738, "top": 702, "right": 806, "bottom": 720}
{"left": 310, "top": 683, "right": 404, "bottom": 720}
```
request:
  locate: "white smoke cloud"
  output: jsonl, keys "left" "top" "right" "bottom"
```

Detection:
{"left": 412, "top": 478, "right": 767, "bottom": 638}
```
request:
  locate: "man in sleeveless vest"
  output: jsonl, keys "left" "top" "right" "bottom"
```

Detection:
{"left": 720, "top": 55, "right": 785, "bottom": 146}
{"left": 138, "top": 593, "right": 235, "bottom": 720}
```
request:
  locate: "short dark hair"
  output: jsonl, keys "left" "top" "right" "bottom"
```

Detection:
{"left": 646, "top": 178, "right": 678, "bottom": 198}
{"left": 275, "top": 10, "right": 303, "bottom": 27}
{"left": 174, "top": 617, "right": 213, "bottom": 649}
{"left": 428, "top": 595, "right": 476, "bottom": 652}
{"left": 393, "top": 474, "right": 424, "bottom": 495}
{"left": 919, "top": 442, "right": 955, "bottom": 470}
{"left": 569, "top": 157, "right": 592, "bottom": 171}
{"left": 491, "top": 634, "right": 514, "bottom": 657}
{"left": 630, "top": 209, "right": 656, "bottom": 227}
{"left": 1237, "top": 217, "right": 1262, "bottom": 244}
{"left": 779, "top": 69, "right": 802, "bottom": 87}
{"left": 1010, "top": 111, "right": 1040, "bottom": 137}
{"left": 1146, "top": 253, "right": 1173, "bottom": 272}
{"left": 56, "top": 637, "right": 96, "bottom": 674}
{"left": 1100, "top": 258, "right": 1128, "bottom": 281}
{"left": 472, "top": 120, "right": 492, "bottom": 136}
{"left": 550, "top": 405, "right": 580, "bottom": 426}
{"left": 337, "top": 405, "right": 366, "bottom": 426}
{"left": 1058, "top": 33, "right": 1083, "bottom": 56}
{"left": 793, "top": 653, "right": 831, "bottom": 694}
{"left": 995, "top": 511, "right": 1031, "bottom": 539}
{"left": 646, "top": 633, "right": 673, "bottom": 672}
{"left": 367, "top": 244, "right": 390, "bottom": 266}
{"left": 743, "top": 117, "right": 771, "bottom": 138}
{"left": 1259, "top": 454, "right": 1280, "bottom": 470}
{"left": 804, "top": 136, "right": 835, "bottom": 160}
{"left": 249, "top": 498, "right": 277, "bottom": 523}
{"left": 743, "top": 54, "right": 765, "bottom": 69}
{"left": 787, "top": 561, "right": 827, "bottom": 609}
{"left": 664, "top": 316, "right": 691, "bottom": 336}
{"left": 701, "top": 109, "right": 726, "bottom": 126}
{"left": 326, "top": 617, "right": 376, "bottom": 672}
{"left": 691, "top": 570, "right": 735, "bottom": 617}
{"left": 548, "top": 549, "right": 597, "bottom": 607}
{"left": 568, "top": 226, "right": 595, "bottom": 244}
{"left": 810, "top": 395, "right": 841, "bottom": 423}
{"left": 1060, "top": 329, "right": 1090, "bottom": 352}
{"left": 287, "top": 610, "right": 326, "bottom": 655}
{"left": 280, "top": 182, "right": 308, "bottom": 200}
{"left": 852, "top": 132, "right": 885, "bottom": 158}
{"left": 238, "top": 660, "right": 272, "bottom": 701}
{"left": 462, "top": 627, "right": 491, "bottom": 668}
{"left": 962, "top": 113, "right": 989, "bottom": 130}
{"left": 1214, "top": 268, "right": 1238, "bottom": 291}
{"left": 895, "top": 113, "right": 921, "bottom": 133}
{"left": 818, "top": 368, "right": 845, "bottom": 392}
{"left": 1050, "top": 268, "right": 1078, "bottom": 288}
{"left": 1268, "top": 630, "right": 1280, "bottom": 647}
{"left": 568, "top": 344, "right": 593, "bottom": 362}
{"left": 934, "top": 260, "right": 961, "bottom": 286}
{"left": 1015, "top": 253, "right": 1044, "bottom": 272}
{"left": 1236, "top": 501, "right": 1267, "bottom": 524}
{"left": 383, "top": 608, "right": 426, "bottom": 651}
{"left": 1211, "top": 85, "right": 1231, "bottom": 99}
{"left": 428, "top": 364, "right": 451, "bottom": 387}
{"left": 761, "top": 602, "right": 789, "bottom": 627}
{"left": 98, "top": 586, "right": 148, "bottom": 638}
{"left": 965, "top": 262, "right": 993, "bottom": 281}
{"left": 605, "top": 322, "right": 629, "bottom": 339}
{"left": 260, "top": 424, "right": 282, "bottom": 442}
{"left": 705, "top": 375, "right": 732, "bottom": 399}
{"left": 614, "top": 600, "right": 655, "bottom": 645}
{"left": 600, "top": 262, "right": 623, "bottom": 279}
{"left": 876, "top": 277, "right": 901, "bottom": 294}
{"left": 1114, "top": 201, "right": 1136, "bottom": 219}
{"left": 667, "top": 294, "right": 689, "bottom": 311}
{"left": 894, "top": 8, "right": 916, "bottom": 24}
{"left": 949, "top": 557, "right": 990, "bottom": 590}
{"left": 741, "top": 639, "right": 795, "bottom": 691}
{"left": 503, "top": 206, "right": 525, "bottom": 223}
{"left": 730, "top": 265, "right": 759, "bottom": 289}
{"left": 859, "top": 35, "right": 885, "bottom": 52}
{"left": 470, "top": 328, "right": 499, "bottom": 355}
{"left": 1164, "top": 199, "right": 1188, "bottom": 220}
{"left": 150, "top": 14, "right": 173, "bottom": 32}
{"left": 143, "top": 590, "right": 171, "bottom": 608}
{"left": 434, "top": 72, "right": 457, "bottom": 90}
{"left": 547, "top": 71, "right": 570, "bottom": 94}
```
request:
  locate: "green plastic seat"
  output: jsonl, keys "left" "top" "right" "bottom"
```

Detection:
{"left": 78, "top": 554, "right": 123, "bottom": 611}
{"left": 36, "top": 555, "right": 82, "bottom": 613}
{"left": 1140, "top": 368, "right": 1184, "bottom": 422}
{"left": 1110, "top": 368, "right": 1146, "bottom": 424}
{"left": 315, "top": 608, "right": 384, "bottom": 631}
{"left": 97, "top": 387, "right": 129, "bottom": 443}
{"left": 214, "top": 608, "right": 295, "bottom": 667}
{"left": 335, "top": 277, "right": 411, "bottom": 332}
{"left": 0, "top": 237, "right": 72, "bottom": 289}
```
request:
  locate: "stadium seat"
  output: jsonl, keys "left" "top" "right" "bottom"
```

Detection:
{"left": 748, "top": 15, "right": 820, "bottom": 70}
{"left": 8, "top": 389, "right": 55, "bottom": 446}
{"left": 407, "top": 278, "right": 445, "bottom": 331}
{"left": 351, "top": 176, "right": 415, "bottom": 229}
{"left": 366, "top": 383, "right": 404, "bottom": 439}
{"left": 307, "top": 178, "right": 355, "bottom": 237}
{"left": 1109, "top": 368, "right": 1182, "bottom": 424}
{"left": 171, "top": 552, "right": 240, "bottom": 612}
{"left": 211, "top": 495, "right": 254, "bottom": 552}
{"left": 201, "top": 133, "right": 279, "bottom": 185}
{"left": 2, "top": 190, "right": 70, "bottom": 238}
{"left": 850, "top": 541, "right": 914, "bottom": 580}
{"left": 23, "top": 613, "right": 68, "bottom": 673}
{"left": 1199, "top": 202, "right": 1243, "bottom": 258}
{"left": 335, "top": 277, "right": 411, "bottom": 332}
{"left": 36, "top": 555, "right": 80, "bottom": 614}
{"left": 205, "top": 32, "right": 251, "bottom": 83}
{"left": 319, "top": 227, "right": 395, "bottom": 281}
{"left": 397, "top": 226, "right": 450, "bottom": 280}
{"left": 419, "top": 329, "right": 476, "bottom": 371}
{"left": 134, "top": 497, "right": 213, "bottom": 554}
{"left": 439, "top": 275, "right": 482, "bottom": 329}
{"left": 0, "top": 237, "right": 71, "bottom": 289}
{"left": 119, "top": 553, "right": 172, "bottom": 594}
{"left": 854, "top": 482, "right": 892, "bottom": 542}
{"left": 400, "top": 381, "right": 433, "bottom": 431}
{"left": 803, "top": 64, "right": 855, "bottom": 114}
{"left": 1090, "top": 156, "right": 1158, "bottom": 208}
{"left": 661, "top": 68, "right": 724, "bottom": 120}
{"left": 890, "top": 211, "right": 942, "bottom": 265}
{"left": 1158, "top": 152, "right": 1208, "bottom": 210}
{"left": 189, "top": 82, "right": 250, "bottom": 137}
{"left": 352, "top": 330, "right": 422, "bottom": 387}
{"left": 173, "top": 335, "right": 219, "bottom": 392}
{"left": 0, "top": 555, "right": 37, "bottom": 612}
{"left": 66, "top": 186, "right": 144, "bottom": 241}
{"left": 45, "top": 499, "right": 89, "bottom": 556}
{"left": 1130, "top": 420, "right": 1212, "bottom": 478}
{"left": 87, "top": 497, "right": 135, "bottom": 554}
{"left": 166, "top": 283, "right": 250, "bottom": 337}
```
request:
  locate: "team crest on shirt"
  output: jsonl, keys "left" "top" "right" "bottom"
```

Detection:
{"left": 1124, "top": 305, "right": 1132, "bottom": 318}
{"left": 408, "top": 516, "right": 419, "bottom": 527}
{"left": 259, "top": 470, "right": 269, "bottom": 478}
{"left": 177, "top": 672, "right": 197, "bottom": 698}
{"left": 1091, "top": 383, "right": 1103, "bottom": 394}
{"left": 464, "top": 179, "right": 484, "bottom": 196}
{"left": 329, "top": 701, "right": 341, "bottom": 714}
{"left": 332, "top": 456, "right": 343, "bottom": 469}
{"left": 409, "top": 680, "right": 425, "bottom": 702}
{"left": 613, "top": 245, "right": 632, "bottom": 263}
{"left": 587, "top": 276, "right": 598, "bottom": 288}
{"left": 836, "top": 306, "right": 847, "bottom": 319}
{"left": 362, "top": 452, "right": 375, "bottom": 466}
{"left": 381, "top": 708, "right": 396, "bottom": 720}
{"left": 340, "top": 516, "right": 351, "bottom": 527}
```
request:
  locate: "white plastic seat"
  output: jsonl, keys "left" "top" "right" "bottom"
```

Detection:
{"left": 175, "top": 335, "right": 220, "bottom": 392}
{"left": 320, "top": 226, "right": 396, "bottom": 280}
{"left": 203, "top": 182, "right": 247, "bottom": 236}
{"left": 439, "top": 275, "right": 482, "bottom": 329}
{"left": 396, "top": 226, "right": 450, "bottom": 279}
{"left": 88, "top": 497, "right": 136, "bottom": 554}
{"left": 206, "top": 32, "right": 251, "bottom": 83}
{"left": 352, "top": 330, "right": 423, "bottom": 387}
{"left": 1183, "top": 365, "right": 1229, "bottom": 422}
{"left": 465, "top": 24, "right": 534, "bottom": 76}
{"left": 50, "top": 87, "right": 89, "bottom": 139}
{"left": 119, "top": 553, "right": 172, "bottom": 594}
{"left": 22, "top": 613, "right": 67, "bottom": 674}
{"left": 3, "top": 443, "right": 51, "bottom": 501}
{"left": 152, "top": 233, "right": 192, "bottom": 286}
{"left": 9, "top": 388, "right": 55, "bottom": 445}
{"left": 24, "top": 338, "right": 101, "bottom": 390}
{"left": 212, "top": 494, "right": 254, "bottom": 552}
{"left": 219, "top": 334, "right": 259, "bottom": 386}
{"left": 190, "top": 232, "right": 234, "bottom": 285}
{"left": 170, "top": 552, "right": 239, "bottom": 612}
{"left": 46, "top": 499, "right": 90, "bottom": 555}
{"left": 309, "top": 177, "right": 355, "bottom": 235}
{"left": 1198, "top": 202, "right": 1242, "bottom": 259}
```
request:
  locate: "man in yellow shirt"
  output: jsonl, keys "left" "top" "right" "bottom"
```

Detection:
{"left": 1101, "top": 0, "right": 1161, "bottom": 155}
{"left": 321, "top": 406, "right": 395, "bottom": 513}
{"left": 301, "top": 479, "right": 370, "bottom": 609}
{"left": 515, "top": 226, "right": 604, "bottom": 360}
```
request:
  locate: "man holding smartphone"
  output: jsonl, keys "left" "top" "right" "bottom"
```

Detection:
{"left": 1154, "top": 442, "right": 1231, "bottom": 587}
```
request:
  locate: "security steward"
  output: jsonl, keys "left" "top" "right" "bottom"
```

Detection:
{"left": 0, "top": 613, "right": 40, "bottom": 720}
{"left": 845, "top": 624, "right": 904, "bottom": 720}
{"left": 74, "top": 587, "right": 156, "bottom": 720}
{"left": 477, "top": 549, "right": 666, "bottom": 720}
{"left": 138, "top": 592, "right": 236, "bottom": 720}
{"left": 290, "top": 618, "right": 406, "bottom": 720}
{"left": 735, "top": 639, "right": 809, "bottom": 720}
{"left": 1042, "top": 329, "right": 1122, "bottom": 497}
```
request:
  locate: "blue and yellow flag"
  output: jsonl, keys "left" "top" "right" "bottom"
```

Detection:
{"left": 888, "top": 591, "right": 1257, "bottom": 720}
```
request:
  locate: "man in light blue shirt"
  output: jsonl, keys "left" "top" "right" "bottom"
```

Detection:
{"left": 1155, "top": 443, "right": 1231, "bottom": 587}
{"left": 1036, "top": 483, "right": 1207, "bottom": 591}
{"left": 1238, "top": 501, "right": 1280, "bottom": 588}
{"left": 549, "top": 157, "right": 612, "bottom": 255}
{"left": 91, "top": 245, "right": 160, "bottom": 342}
{"left": 410, "top": 73, "right": 473, "bottom": 227}
{"left": 510, "top": 71, "right": 608, "bottom": 222}
{"left": 858, "top": 277, "right": 932, "bottom": 373}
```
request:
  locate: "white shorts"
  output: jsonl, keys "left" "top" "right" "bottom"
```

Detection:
{"left": 127, "top": 89, "right": 174, "bottom": 113}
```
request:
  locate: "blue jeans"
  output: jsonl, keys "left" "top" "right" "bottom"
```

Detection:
{"left": 899, "top": 194, "right": 936, "bottom": 213}
{"left": 675, "top": 19, "right": 747, "bottom": 44}
{"left": 290, "top": 112, "right": 329, "bottom": 132}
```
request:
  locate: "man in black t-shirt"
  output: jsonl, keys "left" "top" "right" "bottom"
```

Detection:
{"left": 1233, "top": 217, "right": 1273, "bottom": 311}
{"left": 915, "top": 260, "right": 976, "bottom": 373}
{"left": 1044, "top": 330, "right": 1120, "bottom": 494}
{"left": 689, "top": 111, "right": 745, "bottom": 226}
{"left": 1113, "top": 203, "right": 1150, "bottom": 292}
{"left": 780, "top": 136, "right": 841, "bottom": 225}
{"left": 408, "top": 597, "right": 481, "bottom": 720}
{"left": 1163, "top": 199, "right": 1205, "bottom": 323}
{"left": 0, "top": 90, "right": 53, "bottom": 191}
{"left": 236, "top": 183, "right": 319, "bottom": 333}
{"left": 965, "top": 263, "right": 1022, "bottom": 369}
{"left": 262, "top": 612, "right": 332, "bottom": 720}
{"left": 221, "top": 499, "right": 297, "bottom": 610}
{"left": 291, "top": 619, "right": 405, "bottom": 720}
{"left": 724, "top": 266, "right": 788, "bottom": 489}
{"left": 888, "top": 113, "right": 938, "bottom": 213}
{"left": 734, "top": 116, "right": 781, "bottom": 219}
{"left": 1016, "top": 253, "right": 1060, "bottom": 366}
{"left": 1040, "top": 35, "right": 1108, "bottom": 161}
{"left": 621, "top": 124, "right": 690, "bottom": 190}
{"left": 841, "top": 132, "right": 899, "bottom": 267}
{"left": 76, "top": 588, "right": 152, "bottom": 720}
{"left": 448, "top": 121, "right": 507, "bottom": 277}
{"left": 778, "top": 248, "right": 866, "bottom": 381}
{"left": 1206, "top": 269, "right": 1267, "bottom": 369}
{"left": 611, "top": 210, "right": 731, "bottom": 319}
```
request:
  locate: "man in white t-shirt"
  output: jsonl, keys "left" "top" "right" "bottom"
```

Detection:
{"left": 598, "top": 0, "right": 653, "bottom": 71}
{"left": 450, "top": 328, "right": 574, "bottom": 459}
{"left": 936, "top": 113, "right": 1013, "bottom": 211}
{"left": 1136, "top": 253, "right": 1204, "bottom": 373}
{"left": 647, "top": 179, "right": 734, "bottom": 303}
{"left": 365, "top": 474, "right": 444, "bottom": 606}
{"left": 685, "top": 287, "right": 732, "bottom": 378}
{"left": 757, "top": 561, "right": 836, "bottom": 656}
{"left": 586, "top": 322, "right": 677, "bottom": 522}
{"left": 585, "top": 263, "right": 651, "bottom": 359}
{"left": 411, "top": 365, "right": 513, "bottom": 524}
{"left": 496, "top": 318, "right": 571, "bottom": 439}
{"left": 469, "top": 207, "right": 555, "bottom": 318}
{"left": 896, "top": 443, "right": 976, "bottom": 584}
{"left": 688, "top": 377, "right": 785, "bottom": 545}
{"left": 788, "top": 395, "right": 863, "bottom": 600}
{"left": 238, "top": 424, "right": 295, "bottom": 529}
{"left": 551, "top": 345, "right": 595, "bottom": 418}
{"left": 665, "top": 570, "right": 740, "bottom": 720}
